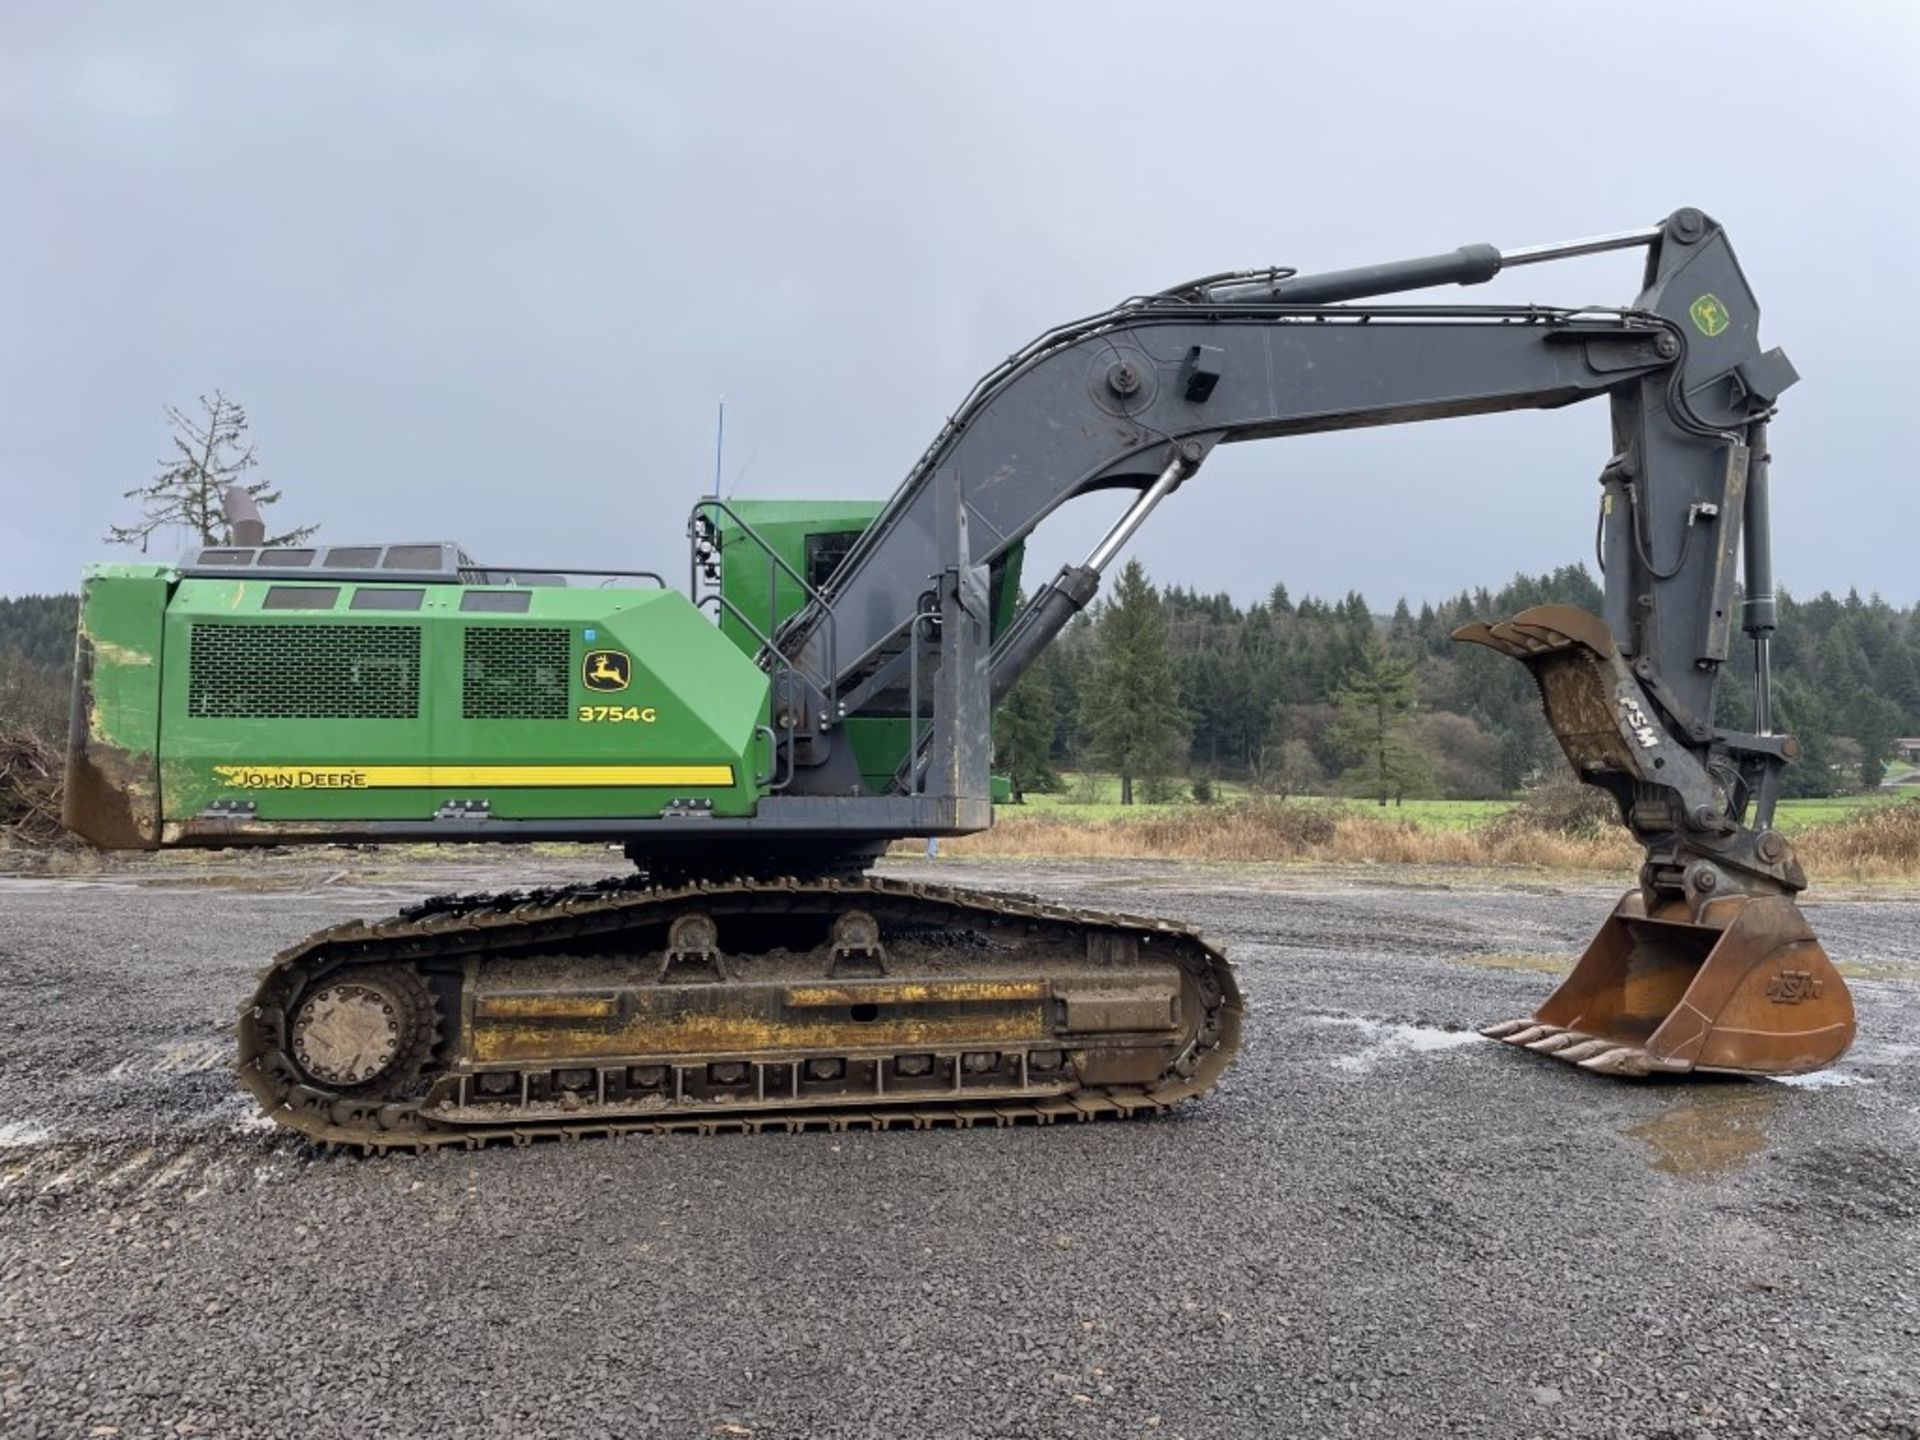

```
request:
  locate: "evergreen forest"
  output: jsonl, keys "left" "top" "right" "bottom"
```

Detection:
{"left": 4, "top": 566, "right": 1917, "bottom": 804}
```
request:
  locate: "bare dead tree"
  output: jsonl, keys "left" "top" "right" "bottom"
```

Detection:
{"left": 106, "top": 391, "right": 317, "bottom": 550}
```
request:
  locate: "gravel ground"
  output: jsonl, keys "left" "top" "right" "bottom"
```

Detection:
{"left": 0, "top": 852, "right": 1916, "bottom": 1440}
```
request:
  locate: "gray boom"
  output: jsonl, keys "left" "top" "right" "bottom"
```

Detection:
{"left": 651, "top": 208, "right": 1798, "bottom": 922}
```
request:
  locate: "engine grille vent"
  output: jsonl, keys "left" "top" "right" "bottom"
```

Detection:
{"left": 188, "top": 623, "right": 422, "bottom": 720}
{"left": 462, "top": 627, "right": 570, "bottom": 720}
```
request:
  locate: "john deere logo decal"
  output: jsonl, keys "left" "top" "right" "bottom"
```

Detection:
{"left": 583, "top": 649, "right": 632, "bottom": 693}
{"left": 1689, "top": 294, "right": 1730, "bottom": 338}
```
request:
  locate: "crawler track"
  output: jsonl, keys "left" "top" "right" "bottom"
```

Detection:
{"left": 237, "top": 875, "right": 1243, "bottom": 1153}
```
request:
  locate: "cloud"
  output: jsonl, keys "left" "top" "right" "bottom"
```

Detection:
{"left": 2, "top": 1, "right": 1916, "bottom": 607}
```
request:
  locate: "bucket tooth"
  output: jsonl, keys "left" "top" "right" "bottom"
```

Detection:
{"left": 1525, "top": 1032, "right": 1583, "bottom": 1054}
{"left": 1552, "top": 1039, "right": 1618, "bottom": 1064}
{"left": 1501, "top": 1024, "right": 1555, "bottom": 1047}
{"left": 1490, "top": 625, "right": 1553, "bottom": 654}
{"left": 1502, "top": 619, "right": 1580, "bottom": 650}
{"left": 1479, "top": 1018, "right": 1535, "bottom": 1040}
{"left": 1450, "top": 620, "right": 1526, "bottom": 659}
{"left": 1576, "top": 1046, "right": 1651, "bottom": 1077}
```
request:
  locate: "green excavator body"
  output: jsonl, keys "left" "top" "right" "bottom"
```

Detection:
{"left": 63, "top": 503, "right": 1024, "bottom": 849}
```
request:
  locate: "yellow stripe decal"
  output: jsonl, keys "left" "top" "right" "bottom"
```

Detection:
{"left": 212, "top": 764, "right": 736, "bottom": 791}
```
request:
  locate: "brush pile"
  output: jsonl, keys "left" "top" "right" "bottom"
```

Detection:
{"left": 0, "top": 730, "right": 68, "bottom": 849}
{"left": 1480, "top": 780, "right": 1619, "bottom": 844}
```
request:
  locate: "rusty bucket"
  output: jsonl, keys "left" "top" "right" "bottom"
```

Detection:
{"left": 1484, "top": 890, "right": 1854, "bottom": 1077}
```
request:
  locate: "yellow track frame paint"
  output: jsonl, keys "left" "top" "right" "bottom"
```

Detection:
{"left": 469, "top": 1003, "right": 1055, "bottom": 1063}
{"left": 784, "top": 980, "right": 1051, "bottom": 1007}
{"left": 474, "top": 995, "right": 621, "bottom": 1021}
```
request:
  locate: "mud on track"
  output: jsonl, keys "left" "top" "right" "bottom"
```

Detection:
{"left": 1, "top": 853, "right": 1917, "bottom": 1439}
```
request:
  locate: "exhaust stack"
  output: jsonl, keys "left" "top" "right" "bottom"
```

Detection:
{"left": 223, "top": 485, "right": 266, "bottom": 547}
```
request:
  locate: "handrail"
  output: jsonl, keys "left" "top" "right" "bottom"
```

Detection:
{"left": 753, "top": 721, "right": 794, "bottom": 791}
{"left": 468, "top": 566, "right": 667, "bottom": 585}
{"left": 903, "top": 607, "right": 939, "bottom": 796}
{"left": 834, "top": 605, "right": 935, "bottom": 719}
{"left": 685, "top": 498, "right": 838, "bottom": 710}
{"left": 694, "top": 591, "right": 803, "bottom": 674}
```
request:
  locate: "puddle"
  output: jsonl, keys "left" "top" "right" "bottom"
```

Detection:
{"left": 1627, "top": 1090, "right": 1781, "bottom": 1177}
{"left": 1460, "top": 951, "right": 1574, "bottom": 974}
{"left": 1308, "top": 1016, "right": 1482, "bottom": 1073}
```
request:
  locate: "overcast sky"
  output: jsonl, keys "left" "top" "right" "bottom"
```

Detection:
{"left": 4, "top": 2, "right": 1916, "bottom": 608}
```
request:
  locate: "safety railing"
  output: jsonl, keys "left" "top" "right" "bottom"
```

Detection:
{"left": 686, "top": 498, "right": 841, "bottom": 792}
{"left": 902, "top": 607, "right": 941, "bottom": 796}
{"left": 460, "top": 565, "right": 667, "bottom": 587}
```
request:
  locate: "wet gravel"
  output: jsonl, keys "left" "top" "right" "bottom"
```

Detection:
{"left": 1, "top": 853, "right": 1916, "bottom": 1439}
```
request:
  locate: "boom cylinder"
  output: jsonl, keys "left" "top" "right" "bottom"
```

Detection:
{"left": 989, "top": 454, "right": 1192, "bottom": 706}
{"left": 1206, "top": 224, "right": 1661, "bottom": 307}
{"left": 1598, "top": 463, "right": 1635, "bottom": 645}
{"left": 1743, "top": 419, "right": 1777, "bottom": 735}
{"left": 1270, "top": 245, "right": 1501, "bottom": 304}
{"left": 1084, "top": 453, "right": 1189, "bottom": 571}
{"left": 1210, "top": 245, "right": 1502, "bottom": 305}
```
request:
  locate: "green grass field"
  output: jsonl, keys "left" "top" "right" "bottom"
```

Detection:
{"left": 1772, "top": 794, "right": 1909, "bottom": 830}
{"left": 1006, "top": 774, "right": 1905, "bottom": 834}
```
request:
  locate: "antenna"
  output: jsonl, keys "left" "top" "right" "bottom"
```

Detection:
{"left": 712, "top": 397, "right": 725, "bottom": 498}
{"left": 725, "top": 449, "right": 758, "bottom": 499}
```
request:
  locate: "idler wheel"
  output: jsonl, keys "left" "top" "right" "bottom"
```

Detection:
{"left": 289, "top": 967, "right": 435, "bottom": 1092}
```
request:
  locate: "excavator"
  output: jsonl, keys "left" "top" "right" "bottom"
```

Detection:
{"left": 64, "top": 207, "right": 1855, "bottom": 1150}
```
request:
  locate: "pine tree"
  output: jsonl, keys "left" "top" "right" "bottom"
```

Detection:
{"left": 1328, "top": 632, "right": 1431, "bottom": 805}
{"left": 994, "top": 644, "right": 1062, "bottom": 802}
{"left": 107, "top": 392, "right": 316, "bottom": 551}
{"left": 1048, "top": 612, "right": 1095, "bottom": 762}
{"left": 1775, "top": 675, "right": 1839, "bottom": 797}
{"left": 1850, "top": 692, "right": 1905, "bottom": 788}
{"left": 1079, "top": 558, "right": 1183, "bottom": 805}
